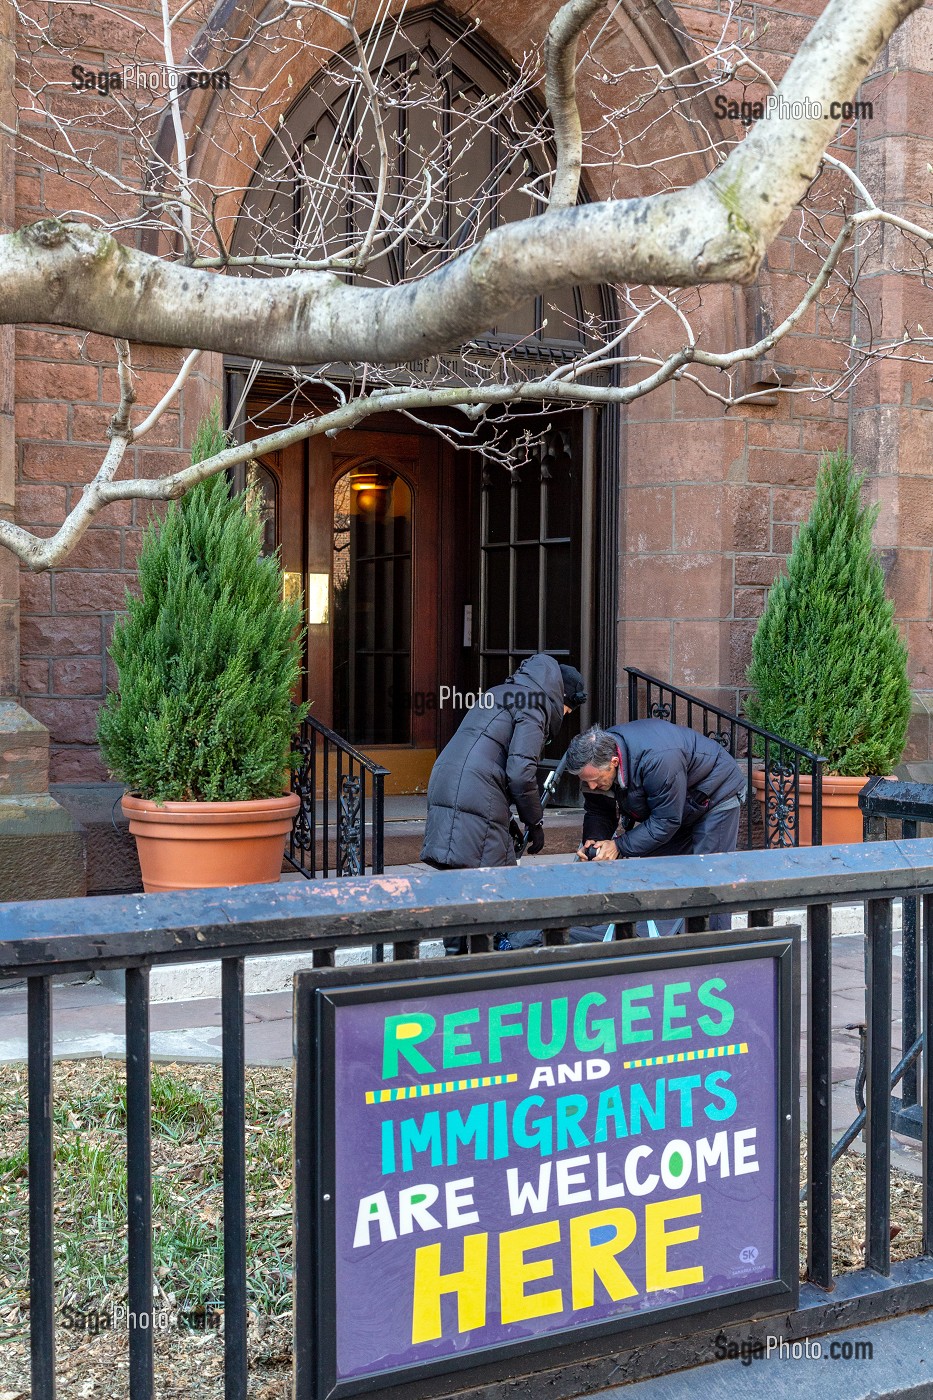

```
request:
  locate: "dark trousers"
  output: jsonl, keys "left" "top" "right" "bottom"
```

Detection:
{"left": 423, "top": 856, "right": 534, "bottom": 956}
{"left": 421, "top": 857, "right": 496, "bottom": 956}
{"left": 641, "top": 802, "right": 742, "bottom": 931}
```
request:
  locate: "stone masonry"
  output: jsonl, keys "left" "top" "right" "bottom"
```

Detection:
{"left": 3, "top": 0, "right": 933, "bottom": 833}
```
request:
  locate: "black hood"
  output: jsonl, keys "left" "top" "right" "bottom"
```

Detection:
{"left": 504, "top": 654, "right": 565, "bottom": 741}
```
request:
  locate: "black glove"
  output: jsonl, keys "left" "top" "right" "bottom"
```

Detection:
{"left": 527, "top": 823, "right": 545, "bottom": 855}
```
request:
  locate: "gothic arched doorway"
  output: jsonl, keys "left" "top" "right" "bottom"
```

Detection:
{"left": 227, "top": 6, "right": 619, "bottom": 791}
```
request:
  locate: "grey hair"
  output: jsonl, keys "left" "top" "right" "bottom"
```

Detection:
{"left": 565, "top": 725, "right": 618, "bottom": 775}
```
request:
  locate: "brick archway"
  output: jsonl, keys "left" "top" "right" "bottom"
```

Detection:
{"left": 147, "top": 0, "right": 754, "bottom": 720}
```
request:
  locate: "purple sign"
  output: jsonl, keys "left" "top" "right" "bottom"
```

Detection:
{"left": 298, "top": 938, "right": 797, "bottom": 1396}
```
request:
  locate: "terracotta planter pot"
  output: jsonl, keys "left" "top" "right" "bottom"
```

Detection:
{"left": 122, "top": 792, "right": 300, "bottom": 894}
{"left": 750, "top": 769, "right": 868, "bottom": 847}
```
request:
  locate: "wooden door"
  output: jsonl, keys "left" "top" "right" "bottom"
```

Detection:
{"left": 324, "top": 428, "right": 438, "bottom": 790}
{"left": 243, "top": 394, "right": 477, "bottom": 793}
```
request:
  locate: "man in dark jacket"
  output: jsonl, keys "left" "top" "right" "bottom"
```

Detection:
{"left": 566, "top": 721, "right": 746, "bottom": 931}
{"left": 421, "top": 654, "right": 585, "bottom": 952}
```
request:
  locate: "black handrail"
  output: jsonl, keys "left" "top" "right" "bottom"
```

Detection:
{"left": 287, "top": 714, "right": 390, "bottom": 878}
{"left": 626, "top": 667, "right": 826, "bottom": 848}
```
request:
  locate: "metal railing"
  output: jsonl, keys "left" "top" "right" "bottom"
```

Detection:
{"left": 286, "top": 714, "right": 389, "bottom": 877}
{"left": 3, "top": 840, "right": 933, "bottom": 1396}
{"left": 859, "top": 777, "right": 933, "bottom": 1142}
{"left": 626, "top": 667, "right": 826, "bottom": 847}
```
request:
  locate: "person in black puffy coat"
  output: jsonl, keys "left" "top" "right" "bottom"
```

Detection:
{"left": 421, "top": 654, "right": 585, "bottom": 952}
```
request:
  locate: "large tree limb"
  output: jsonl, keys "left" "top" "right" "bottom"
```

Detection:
{"left": 0, "top": 0, "right": 920, "bottom": 365}
{"left": 6, "top": 200, "right": 932, "bottom": 572}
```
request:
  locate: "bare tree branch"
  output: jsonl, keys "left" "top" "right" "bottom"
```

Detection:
{"left": 133, "top": 349, "right": 202, "bottom": 439}
{"left": 3, "top": 0, "right": 931, "bottom": 573}
{"left": 7, "top": 194, "right": 933, "bottom": 573}
{"left": 545, "top": 0, "right": 605, "bottom": 210}
{"left": 1, "top": 0, "right": 921, "bottom": 365}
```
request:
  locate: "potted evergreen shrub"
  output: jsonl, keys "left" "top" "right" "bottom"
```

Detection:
{"left": 745, "top": 449, "right": 910, "bottom": 844}
{"left": 98, "top": 408, "right": 306, "bottom": 892}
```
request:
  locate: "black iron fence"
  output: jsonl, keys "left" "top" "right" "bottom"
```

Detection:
{"left": 626, "top": 667, "right": 826, "bottom": 848}
{"left": 3, "top": 840, "right": 933, "bottom": 1397}
{"left": 859, "top": 778, "right": 933, "bottom": 1143}
{"left": 287, "top": 714, "right": 389, "bottom": 877}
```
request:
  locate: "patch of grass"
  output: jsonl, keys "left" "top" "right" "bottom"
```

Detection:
{"left": 0, "top": 1060, "right": 294, "bottom": 1329}
{"left": 58, "top": 1066, "right": 127, "bottom": 1132}
{"left": 0, "top": 1140, "right": 28, "bottom": 1179}
{"left": 151, "top": 1066, "right": 221, "bottom": 1138}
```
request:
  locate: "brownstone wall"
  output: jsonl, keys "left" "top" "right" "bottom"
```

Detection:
{"left": 0, "top": 0, "right": 18, "bottom": 697}
{"left": 14, "top": 333, "right": 218, "bottom": 780}
{"left": 851, "top": 5, "right": 933, "bottom": 759}
{"left": 619, "top": 0, "right": 933, "bottom": 750}
{"left": 10, "top": 0, "right": 222, "bottom": 778}
{"left": 6, "top": 0, "right": 933, "bottom": 778}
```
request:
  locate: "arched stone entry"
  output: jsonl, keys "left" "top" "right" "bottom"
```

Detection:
{"left": 226, "top": 4, "right": 620, "bottom": 789}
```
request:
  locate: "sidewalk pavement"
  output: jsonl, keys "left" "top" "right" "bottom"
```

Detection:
{"left": 597, "top": 1308, "right": 932, "bottom": 1399}
{"left": 0, "top": 853, "right": 922, "bottom": 1176}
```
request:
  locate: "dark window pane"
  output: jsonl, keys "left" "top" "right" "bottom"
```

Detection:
{"left": 391, "top": 497, "right": 412, "bottom": 554}
{"left": 514, "top": 465, "right": 540, "bottom": 543}
{"left": 352, "top": 652, "right": 374, "bottom": 742}
{"left": 374, "top": 557, "right": 410, "bottom": 652}
{"left": 394, "top": 558, "right": 412, "bottom": 649}
{"left": 356, "top": 654, "right": 412, "bottom": 745}
{"left": 391, "top": 653, "right": 411, "bottom": 741}
{"left": 484, "top": 465, "right": 511, "bottom": 545}
{"left": 353, "top": 509, "right": 372, "bottom": 560}
{"left": 483, "top": 548, "right": 510, "bottom": 650}
{"left": 354, "top": 558, "right": 376, "bottom": 652}
{"left": 545, "top": 542, "right": 572, "bottom": 652}
{"left": 545, "top": 435, "right": 574, "bottom": 539}
{"left": 333, "top": 466, "right": 412, "bottom": 744}
{"left": 513, "top": 545, "right": 540, "bottom": 652}
{"left": 375, "top": 478, "right": 412, "bottom": 557}
{"left": 482, "top": 653, "right": 511, "bottom": 689}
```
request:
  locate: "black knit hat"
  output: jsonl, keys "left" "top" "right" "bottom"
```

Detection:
{"left": 559, "top": 664, "right": 587, "bottom": 710}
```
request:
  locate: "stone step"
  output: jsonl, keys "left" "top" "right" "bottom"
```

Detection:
{"left": 377, "top": 808, "right": 585, "bottom": 866}
{"left": 588, "top": 1307, "right": 933, "bottom": 1398}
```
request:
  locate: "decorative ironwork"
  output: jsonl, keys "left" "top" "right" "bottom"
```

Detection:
{"left": 289, "top": 731, "right": 317, "bottom": 862}
{"left": 763, "top": 760, "right": 798, "bottom": 848}
{"left": 704, "top": 726, "right": 734, "bottom": 752}
{"left": 287, "top": 715, "right": 388, "bottom": 878}
{"left": 337, "top": 775, "right": 363, "bottom": 877}
{"left": 648, "top": 700, "right": 672, "bottom": 721}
